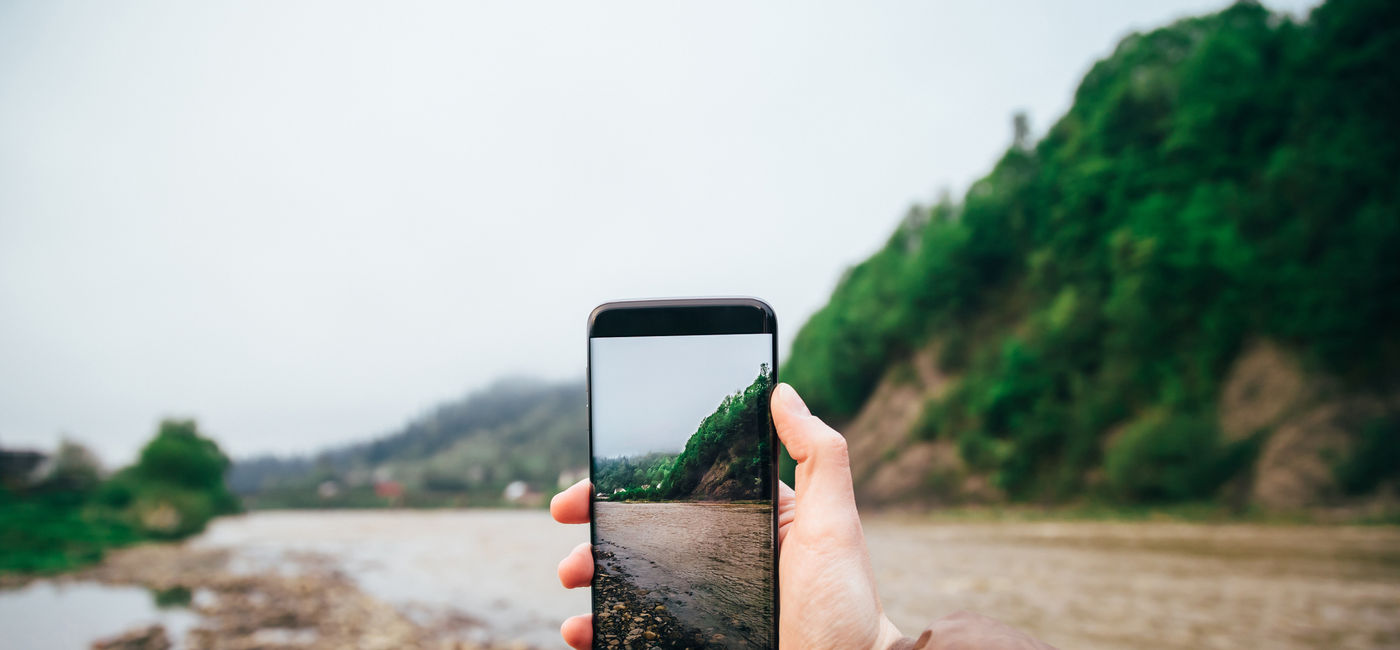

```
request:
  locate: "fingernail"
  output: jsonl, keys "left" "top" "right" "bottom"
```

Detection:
{"left": 776, "top": 383, "right": 810, "bottom": 416}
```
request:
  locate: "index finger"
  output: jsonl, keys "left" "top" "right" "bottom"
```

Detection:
{"left": 550, "top": 478, "right": 592, "bottom": 524}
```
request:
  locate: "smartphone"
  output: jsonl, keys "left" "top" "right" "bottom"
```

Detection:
{"left": 587, "top": 298, "right": 779, "bottom": 649}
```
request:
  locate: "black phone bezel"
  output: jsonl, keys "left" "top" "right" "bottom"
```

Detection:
{"left": 586, "top": 297, "right": 779, "bottom": 650}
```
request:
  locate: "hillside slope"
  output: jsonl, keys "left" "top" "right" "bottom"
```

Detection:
{"left": 593, "top": 366, "right": 774, "bottom": 501}
{"left": 661, "top": 366, "right": 774, "bottom": 501}
{"left": 784, "top": 0, "right": 1400, "bottom": 509}
{"left": 230, "top": 380, "right": 587, "bottom": 506}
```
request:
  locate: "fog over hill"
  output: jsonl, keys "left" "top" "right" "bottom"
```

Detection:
{"left": 232, "top": 0, "right": 1398, "bottom": 513}
{"left": 229, "top": 379, "right": 587, "bottom": 505}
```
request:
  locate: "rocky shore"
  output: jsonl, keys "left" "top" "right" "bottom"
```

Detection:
{"left": 592, "top": 548, "right": 726, "bottom": 650}
{"left": 75, "top": 543, "right": 527, "bottom": 650}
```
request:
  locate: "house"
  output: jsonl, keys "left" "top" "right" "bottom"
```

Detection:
{"left": 0, "top": 449, "right": 45, "bottom": 489}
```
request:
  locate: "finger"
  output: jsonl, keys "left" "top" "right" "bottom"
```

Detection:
{"left": 558, "top": 542, "right": 594, "bottom": 589}
{"left": 771, "top": 383, "right": 855, "bottom": 502}
{"left": 551, "top": 478, "right": 592, "bottom": 524}
{"left": 561, "top": 614, "right": 592, "bottom": 649}
{"left": 778, "top": 480, "right": 796, "bottom": 546}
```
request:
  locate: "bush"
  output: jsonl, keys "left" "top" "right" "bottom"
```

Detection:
{"left": 137, "top": 420, "right": 232, "bottom": 492}
{"left": 0, "top": 489, "right": 142, "bottom": 573}
{"left": 0, "top": 419, "right": 239, "bottom": 575}
{"left": 1104, "top": 410, "right": 1254, "bottom": 502}
{"left": 1335, "top": 416, "right": 1400, "bottom": 495}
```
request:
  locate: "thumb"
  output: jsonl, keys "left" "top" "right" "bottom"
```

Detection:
{"left": 771, "top": 383, "right": 856, "bottom": 505}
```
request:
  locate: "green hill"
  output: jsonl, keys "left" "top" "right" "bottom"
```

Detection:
{"left": 595, "top": 366, "right": 774, "bottom": 501}
{"left": 661, "top": 366, "right": 774, "bottom": 500}
{"left": 783, "top": 0, "right": 1400, "bottom": 510}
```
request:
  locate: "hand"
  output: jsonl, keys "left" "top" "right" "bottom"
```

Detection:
{"left": 899, "top": 610, "right": 1056, "bottom": 650}
{"left": 768, "top": 382, "right": 905, "bottom": 648}
{"left": 551, "top": 383, "right": 1049, "bottom": 649}
{"left": 549, "top": 382, "right": 901, "bottom": 649}
{"left": 769, "top": 386, "right": 1053, "bottom": 649}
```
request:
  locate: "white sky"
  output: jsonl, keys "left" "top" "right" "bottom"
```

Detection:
{"left": 0, "top": 0, "right": 1319, "bottom": 464}
{"left": 591, "top": 334, "right": 772, "bottom": 458}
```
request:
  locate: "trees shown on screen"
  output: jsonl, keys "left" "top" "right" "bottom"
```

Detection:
{"left": 597, "top": 364, "right": 773, "bottom": 502}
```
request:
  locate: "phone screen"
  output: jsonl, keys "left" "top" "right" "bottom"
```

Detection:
{"left": 589, "top": 330, "right": 776, "bottom": 649}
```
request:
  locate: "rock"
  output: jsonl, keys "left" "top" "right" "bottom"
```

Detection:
{"left": 91, "top": 624, "right": 171, "bottom": 650}
{"left": 1251, "top": 396, "right": 1392, "bottom": 508}
{"left": 1219, "top": 340, "right": 1306, "bottom": 442}
{"left": 75, "top": 544, "right": 533, "bottom": 650}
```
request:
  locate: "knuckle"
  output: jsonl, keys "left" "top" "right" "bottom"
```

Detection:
{"left": 818, "top": 430, "right": 849, "bottom": 460}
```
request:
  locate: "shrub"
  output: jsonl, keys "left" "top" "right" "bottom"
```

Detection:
{"left": 1335, "top": 416, "right": 1400, "bottom": 495}
{"left": 1104, "top": 410, "right": 1255, "bottom": 502}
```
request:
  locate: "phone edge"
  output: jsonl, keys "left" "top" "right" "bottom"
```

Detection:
{"left": 585, "top": 297, "right": 780, "bottom": 650}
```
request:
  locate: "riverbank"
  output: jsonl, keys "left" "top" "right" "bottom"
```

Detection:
{"left": 1, "top": 510, "right": 587, "bottom": 649}
{"left": 869, "top": 500, "right": 1400, "bottom": 526}
{"left": 865, "top": 517, "right": 1400, "bottom": 649}
{"left": 4, "top": 510, "right": 1398, "bottom": 649}
{"left": 593, "top": 547, "right": 713, "bottom": 649}
{"left": 594, "top": 501, "right": 773, "bottom": 647}
{"left": 76, "top": 543, "right": 518, "bottom": 650}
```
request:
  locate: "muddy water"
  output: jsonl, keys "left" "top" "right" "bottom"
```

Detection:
{"left": 595, "top": 501, "right": 775, "bottom": 647}
{"left": 0, "top": 581, "right": 200, "bottom": 649}
{"left": 190, "top": 509, "right": 590, "bottom": 647}
{"left": 5, "top": 511, "right": 1398, "bottom": 649}
{"left": 865, "top": 519, "right": 1400, "bottom": 650}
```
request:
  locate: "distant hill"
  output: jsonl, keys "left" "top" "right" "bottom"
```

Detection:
{"left": 235, "top": 0, "right": 1399, "bottom": 514}
{"left": 783, "top": 0, "right": 1400, "bottom": 510}
{"left": 230, "top": 379, "right": 587, "bottom": 507}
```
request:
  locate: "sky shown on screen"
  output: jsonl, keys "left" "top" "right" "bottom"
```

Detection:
{"left": 591, "top": 334, "right": 772, "bottom": 459}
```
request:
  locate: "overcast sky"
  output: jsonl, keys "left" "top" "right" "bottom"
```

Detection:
{"left": 0, "top": 0, "right": 1319, "bottom": 464}
{"left": 591, "top": 334, "right": 771, "bottom": 458}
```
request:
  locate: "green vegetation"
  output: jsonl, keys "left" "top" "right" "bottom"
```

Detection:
{"left": 0, "top": 420, "right": 239, "bottom": 574}
{"left": 594, "top": 453, "right": 678, "bottom": 500}
{"left": 1103, "top": 409, "right": 1260, "bottom": 503}
{"left": 784, "top": 0, "right": 1399, "bottom": 503}
{"left": 1334, "top": 416, "right": 1400, "bottom": 495}
{"left": 597, "top": 366, "right": 773, "bottom": 501}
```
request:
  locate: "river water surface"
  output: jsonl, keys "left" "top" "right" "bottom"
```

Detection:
{"left": 594, "top": 501, "right": 774, "bottom": 647}
{"left": 2, "top": 511, "right": 1398, "bottom": 649}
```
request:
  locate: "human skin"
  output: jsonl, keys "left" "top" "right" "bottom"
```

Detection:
{"left": 550, "top": 382, "right": 1052, "bottom": 650}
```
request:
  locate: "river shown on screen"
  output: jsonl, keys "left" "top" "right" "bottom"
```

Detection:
{"left": 594, "top": 501, "right": 773, "bottom": 649}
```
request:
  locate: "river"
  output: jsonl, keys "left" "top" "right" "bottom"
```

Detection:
{"left": 1, "top": 511, "right": 1397, "bottom": 648}
{"left": 594, "top": 501, "right": 774, "bottom": 647}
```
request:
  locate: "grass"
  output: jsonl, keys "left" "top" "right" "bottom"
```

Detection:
{"left": 0, "top": 493, "right": 144, "bottom": 575}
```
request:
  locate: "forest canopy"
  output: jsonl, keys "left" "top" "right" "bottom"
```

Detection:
{"left": 1, "top": 420, "right": 239, "bottom": 574}
{"left": 782, "top": 0, "right": 1400, "bottom": 502}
